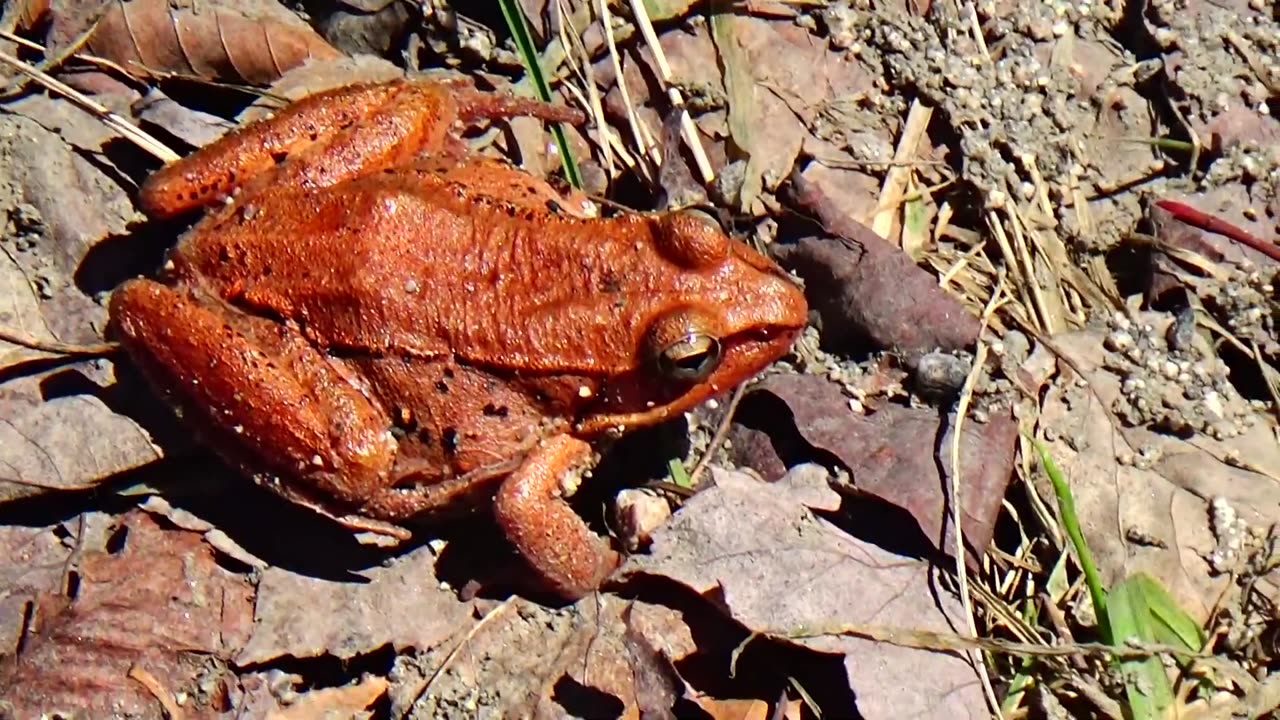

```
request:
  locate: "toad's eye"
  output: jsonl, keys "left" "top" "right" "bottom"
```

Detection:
{"left": 656, "top": 333, "right": 721, "bottom": 382}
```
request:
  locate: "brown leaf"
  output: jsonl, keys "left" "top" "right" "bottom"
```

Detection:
{"left": 236, "top": 544, "right": 473, "bottom": 665}
{"left": 622, "top": 467, "right": 987, "bottom": 718}
{"left": 0, "top": 106, "right": 171, "bottom": 505}
{"left": 83, "top": 0, "right": 341, "bottom": 86}
{"left": 735, "top": 373, "right": 1016, "bottom": 561}
{"left": 0, "top": 524, "right": 73, "bottom": 658}
{"left": 1147, "top": 193, "right": 1280, "bottom": 311}
{"left": 621, "top": 606, "right": 682, "bottom": 719}
{"left": 695, "top": 697, "right": 771, "bottom": 720}
{"left": 710, "top": 17, "right": 825, "bottom": 212}
{"left": 384, "top": 596, "right": 692, "bottom": 718}
{"left": 0, "top": 512, "right": 255, "bottom": 718}
{"left": 312, "top": 0, "right": 412, "bottom": 58}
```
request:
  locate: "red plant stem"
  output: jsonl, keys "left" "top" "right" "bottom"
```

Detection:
{"left": 1154, "top": 199, "right": 1280, "bottom": 263}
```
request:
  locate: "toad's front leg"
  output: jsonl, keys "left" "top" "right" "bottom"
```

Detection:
{"left": 494, "top": 435, "right": 621, "bottom": 600}
{"left": 141, "top": 79, "right": 585, "bottom": 218}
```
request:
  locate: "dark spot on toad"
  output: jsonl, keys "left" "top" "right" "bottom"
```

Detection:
{"left": 442, "top": 427, "right": 458, "bottom": 454}
{"left": 598, "top": 271, "right": 622, "bottom": 294}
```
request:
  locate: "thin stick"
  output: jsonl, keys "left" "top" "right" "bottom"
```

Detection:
{"left": 1155, "top": 199, "right": 1280, "bottom": 263}
{"left": 627, "top": 0, "right": 716, "bottom": 183}
{"left": 599, "top": 0, "right": 659, "bottom": 178}
{"left": 0, "top": 49, "right": 179, "bottom": 163}
{"left": 687, "top": 382, "right": 747, "bottom": 487}
{"left": 0, "top": 328, "right": 118, "bottom": 356}
{"left": 950, "top": 271, "right": 1007, "bottom": 719}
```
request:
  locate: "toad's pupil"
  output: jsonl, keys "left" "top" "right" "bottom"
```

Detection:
{"left": 674, "top": 353, "right": 711, "bottom": 371}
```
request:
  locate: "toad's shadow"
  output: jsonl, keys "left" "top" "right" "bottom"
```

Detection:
{"left": 159, "top": 420, "right": 687, "bottom": 588}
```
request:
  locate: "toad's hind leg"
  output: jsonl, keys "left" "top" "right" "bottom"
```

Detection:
{"left": 109, "top": 279, "right": 400, "bottom": 511}
{"left": 494, "top": 435, "right": 620, "bottom": 599}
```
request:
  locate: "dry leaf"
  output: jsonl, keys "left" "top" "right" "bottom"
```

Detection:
{"left": 236, "top": 545, "right": 473, "bottom": 665}
{"left": 265, "top": 675, "right": 387, "bottom": 720}
{"left": 1032, "top": 314, "right": 1280, "bottom": 621}
{"left": 778, "top": 172, "right": 981, "bottom": 355}
{"left": 83, "top": 0, "right": 341, "bottom": 85}
{"left": 386, "top": 596, "right": 674, "bottom": 718}
{"left": 0, "top": 512, "right": 254, "bottom": 718}
{"left": 735, "top": 373, "right": 1017, "bottom": 562}
{"left": 0, "top": 107, "right": 172, "bottom": 504}
{"left": 695, "top": 697, "right": 772, "bottom": 720}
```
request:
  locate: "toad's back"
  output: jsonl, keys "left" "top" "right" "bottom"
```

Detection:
{"left": 167, "top": 167, "right": 799, "bottom": 375}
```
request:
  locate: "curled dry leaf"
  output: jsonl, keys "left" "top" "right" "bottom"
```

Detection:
{"left": 778, "top": 168, "right": 981, "bottom": 355}
{"left": 83, "top": 0, "right": 341, "bottom": 85}
{"left": 0, "top": 512, "right": 255, "bottom": 718}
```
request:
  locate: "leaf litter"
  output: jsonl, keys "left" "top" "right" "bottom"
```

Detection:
{"left": 0, "top": 0, "right": 1278, "bottom": 718}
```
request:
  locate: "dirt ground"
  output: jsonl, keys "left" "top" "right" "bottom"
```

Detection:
{"left": 1, "top": 0, "right": 1279, "bottom": 718}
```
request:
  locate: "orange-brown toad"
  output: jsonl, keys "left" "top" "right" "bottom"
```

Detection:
{"left": 110, "top": 79, "right": 808, "bottom": 599}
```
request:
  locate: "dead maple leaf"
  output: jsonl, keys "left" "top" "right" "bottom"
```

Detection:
{"left": 0, "top": 511, "right": 255, "bottom": 719}
{"left": 622, "top": 467, "right": 988, "bottom": 719}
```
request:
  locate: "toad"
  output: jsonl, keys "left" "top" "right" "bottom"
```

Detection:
{"left": 109, "top": 78, "right": 808, "bottom": 599}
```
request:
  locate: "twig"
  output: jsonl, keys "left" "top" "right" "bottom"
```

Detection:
{"left": 627, "top": 0, "right": 715, "bottom": 183}
{"left": 0, "top": 328, "right": 118, "bottom": 356}
{"left": 1155, "top": 199, "right": 1280, "bottom": 263}
{"left": 950, "top": 271, "right": 1007, "bottom": 719}
{"left": 410, "top": 600, "right": 513, "bottom": 708}
{"left": 0, "top": 49, "right": 179, "bottom": 163}
{"left": 128, "top": 665, "right": 184, "bottom": 720}
{"left": 687, "top": 382, "right": 747, "bottom": 487}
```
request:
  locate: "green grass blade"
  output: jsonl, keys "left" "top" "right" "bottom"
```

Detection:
{"left": 1032, "top": 439, "right": 1109, "bottom": 635}
{"left": 668, "top": 458, "right": 693, "bottom": 489}
{"left": 1125, "top": 573, "right": 1204, "bottom": 652}
{"left": 1107, "top": 576, "right": 1176, "bottom": 719}
{"left": 497, "top": 0, "right": 582, "bottom": 189}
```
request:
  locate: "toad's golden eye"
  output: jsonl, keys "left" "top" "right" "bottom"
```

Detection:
{"left": 656, "top": 332, "right": 722, "bottom": 382}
